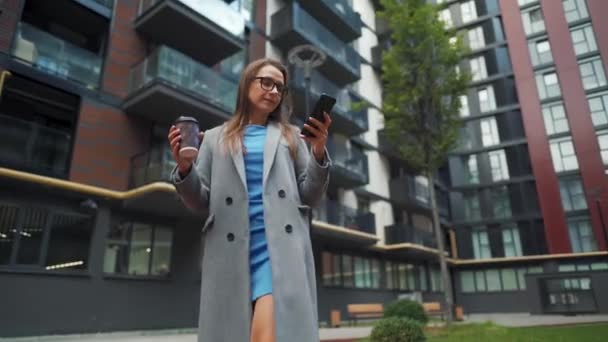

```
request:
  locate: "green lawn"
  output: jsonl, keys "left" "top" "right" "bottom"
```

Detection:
{"left": 361, "top": 322, "right": 608, "bottom": 341}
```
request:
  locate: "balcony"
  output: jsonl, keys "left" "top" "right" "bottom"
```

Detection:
{"left": 271, "top": 2, "right": 361, "bottom": 85}
{"left": 0, "top": 114, "right": 71, "bottom": 179}
{"left": 130, "top": 146, "right": 175, "bottom": 188}
{"left": 377, "top": 128, "right": 402, "bottom": 159}
{"left": 384, "top": 224, "right": 437, "bottom": 249}
{"left": 312, "top": 199, "right": 377, "bottom": 246}
{"left": 135, "top": 0, "right": 246, "bottom": 65}
{"left": 389, "top": 175, "right": 431, "bottom": 211}
{"left": 290, "top": 67, "right": 368, "bottom": 136}
{"left": 295, "top": 0, "right": 362, "bottom": 42}
{"left": 327, "top": 140, "right": 369, "bottom": 189}
{"left": 124, "top": 46, "right": 237, "bottom": 126}
{"left": 11, "top": 22, "right": 102, "bottom": 89}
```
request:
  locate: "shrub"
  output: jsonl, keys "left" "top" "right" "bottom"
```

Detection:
{"left": 370, "top": 317, "right": 426, "bottom": 342}
{"left": 384, "top": 300, "right": 428, "bottom": 324}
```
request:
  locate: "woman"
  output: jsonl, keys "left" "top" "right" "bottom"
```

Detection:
{"left": 168, "top": 58, "right": 332, "bottom": 342}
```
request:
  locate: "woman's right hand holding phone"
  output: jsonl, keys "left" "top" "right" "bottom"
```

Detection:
{"left": 168, "top": 126, "right": 204, "bottom": 178}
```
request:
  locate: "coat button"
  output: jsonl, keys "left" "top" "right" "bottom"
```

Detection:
{"left": 225, "top": 197, "right": 233, "bottom": 205}
{"left": 227, "top": 233, "right": 235, "bottom": 241}
{"left": 285, "top": 224, "right": 293, "bottom": 233}
{"left": 278, "top": 189, "right": 286, "bottom": 198}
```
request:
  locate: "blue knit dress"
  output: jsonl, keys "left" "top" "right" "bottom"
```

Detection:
{"left": 243, "top": 124, "right": 273, "bottom": 301}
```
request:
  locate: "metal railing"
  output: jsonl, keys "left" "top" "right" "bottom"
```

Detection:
{"left": 138, "top": 0, "right": 245, "bottom": 38}
{"left": 327, "top": 139, "right": 368, "bottom": 184}
{"left": 319, "top": 0, "right": 361, "bottom": 33}
{"left": 12, "top": 22, "right": 102, "bottom": 89}
{"left": 128, "top": 46, "right": 237, "bottom": 113}
{"left": 313, "top": 199, "right": 376, "bottom": 235}
{"left": 384, "top": 224, "right": 437, "bottom": 248}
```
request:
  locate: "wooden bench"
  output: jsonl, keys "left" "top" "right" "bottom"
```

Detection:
{"left": 346, "top": 303, "right": 384, "bottom": 326}
{"left": 423, "top": 302, "right": 447, "bottom": 320}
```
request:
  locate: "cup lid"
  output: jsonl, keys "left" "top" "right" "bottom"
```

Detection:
{"left": 175, "top": 116, "right": 199, "bottom": 124}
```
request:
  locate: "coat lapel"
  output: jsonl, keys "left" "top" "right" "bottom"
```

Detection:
{"left": 230, "top": 141, "right": 247, "bottom": 192}
{"left": 263, "top": 121, "right": 281, "bottom": 189}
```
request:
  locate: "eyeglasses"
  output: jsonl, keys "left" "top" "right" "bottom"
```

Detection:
{"left": 254, "top": 77, "right": 288, "bottom": 95}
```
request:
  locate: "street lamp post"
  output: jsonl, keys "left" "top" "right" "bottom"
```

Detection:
{"left": 287, "top": 45, "right": 326, "bottom": 118}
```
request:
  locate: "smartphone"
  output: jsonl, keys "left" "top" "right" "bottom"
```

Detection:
{"left": 302, "top": 93, "right": 336, "bottom": 137}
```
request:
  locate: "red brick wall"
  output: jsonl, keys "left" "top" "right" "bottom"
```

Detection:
{"left": 249, "top": 0, "right": 267, "bottom": 62}
{"left": 70, "top": 99, "right": 150, "bottom": 190}
{"left": 0, "top": 0, "right": 23, "bottom": 53}
{"left": 102, "top": 0, "right": 146, "bottom": 98}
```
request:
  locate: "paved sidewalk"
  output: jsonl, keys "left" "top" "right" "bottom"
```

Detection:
{"left": 1, "top": 327, "right": 372, "bottom": 342}
{"left": 463, "top": 313, "right": 608, "bottom": 327}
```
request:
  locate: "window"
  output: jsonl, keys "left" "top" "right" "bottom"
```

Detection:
{"left": 459, "top": 95, "right": 470, "bottom": 117}
{"left": 463, "top": 267, "right": 542, "bottom": 293}
{"left": 419, "top": 265, "right": 428, "bottom": 291}
{"left": 522, "top": 7, "right": 545, "bottom": 35}
{"left": 542, "top": 102, "right": 569, "bottom": 135}
{"left": 570, "top": 24, "right": 597, "bottom": 56}
{"left": 321, "top": 252, "right": 341, "bottom": 286}
{"left": 470, "top": 55, "right": 488, "bottom": 81}
{"left": 472, "top": 229, "right": 491, "bottom": 259}
{"left": 461, "top": 271, "right": 476, "bottom": 292}
{"left": 597, "top": 131, "right": 608, "bottom": 168}
{"left": 559, "top": 177, "right": 588, "bottom": 211}
{"left": 492, "top": 186, "right": 512, "bottom": 219}
{"left": 468, "top": 26, "right": 485, "bottom": 50}
{"left": 550, "top": 137, "right": 579, "bottom": 172}
{"left": 501, "top": 268, "right": 518, "bottom": 290}
{"left": 486, "top": 269, "right": 501, "bottom": 291}
{"left": 503, "top": 225, "right": 523, "bottom": 257}
{"left": 536, "top": 71, "right": 561, "bottom": 99}
{"left": 518, "top": 0, "right": 538, "bottom": 6}
{"left": 342, "top": 254, "right": 354, "bottom": 286}
{"left": 489, "top": 149, "right": 510, "bottom": 181}
{"left": 414, "top": 176, "right": 430, "bottom": 204}
{"left": 460, "top": 1, "right": 478, "bottom": 23}
{"left": 104, "top": 221, "right": 173, "bottom": 276}
{"left": 439, "top": 9, "right": 453, "bottom": 28}
{"left": 528, "top": 39, "right": 553, "bottom": 66}
{"left": 0, "top": 202, "right": 93, "bottom": 271}
{"left": 481, "top": 117, "right": 500, "bottom": 146}
{"left": 579, "top": 57, "right": 607, "bottom": 91}
{"left": 464, "top": 193, "right": 481, "bottom": 220}
{"left": 568, "top": 217, "right": 598, "bottom": 253}
{"left": 588, "top": 92, "right": 608, "bottom": 127}
{"left": 430, "top": 268, "right": 444, "bottom": 292}
{"left": 466, "top": 155, "right": 480, "bottom": 184}
{"left": 478, "top": 86, "right": 496, "bottom": 112}
{"left": 562, "top": 0, "right": 589, "bottom": 23}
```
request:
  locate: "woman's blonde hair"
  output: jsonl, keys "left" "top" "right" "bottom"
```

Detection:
{"left": 223, "top": 58, "right": 297, "bottom": 159}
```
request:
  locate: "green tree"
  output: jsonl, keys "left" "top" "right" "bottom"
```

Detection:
{"left": 378, "top": 0, "right": 471, "bottom": 323}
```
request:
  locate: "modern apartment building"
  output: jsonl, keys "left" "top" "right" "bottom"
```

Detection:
{"left": 0, "top": 0, "right": 607, "bottom": 338}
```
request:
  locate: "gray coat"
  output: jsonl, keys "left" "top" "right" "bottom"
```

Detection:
{"left": 172, "top": 121, "right": 331, "bottom": 342}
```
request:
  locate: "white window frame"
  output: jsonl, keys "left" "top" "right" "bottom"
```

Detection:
{"left": 480, "top": 117, "right": 500, "bottom": 146}
{"left": 489, "top": 149, "right": 510, "bottom": 181}
{"left": 559, "top": 177, "right": 588, "bottom": 211}
{"left": 597, "top": 130, "right": 608, "bottom": 169}
{"left": 439, "top": 9, "right": 453, "bottom": 28}
{"left": 472, "top": 229, "right": 492, "bottom": 259}
{"left": 570, "top": 24, "right": 597, "bottom": 56}
{"left": 529, "top": 38, "right": 552, "bottom": 66}
{"left": 470, "top": 55, "right": 488, "bottom": 81}
{"left": 478, "top": 86, "right": 496, "bottom": 112}
{"left": 460, "top": 1, "right": 478, "bottom": 23}
{"left": 467, "top": 26, "right": 485, "bottom": 50}
{"left": 550, "top": 137, "right": 579, "bottom": 172}
{"left": 542, "top": 102, "right": 569, "bottom": 135}
{"left": 579, "top": 57, "right": 607, "bottom": 91}
{"left": 522, "top": 6, "right": 545, "bottom": 35}
{"left": 562, "top": 0, "right": 589, "bottom": 23}
{"left": 568, "top": 217, "right": 597, "bottom": 253}
{"left": 492, "top": 186, "right": 512, "bottom": 219}
{"left": 459, "top": 95, "right": 470, "bottom": 117}
{"left": 502, "top": 225, "right": 523, "bottom": 257}
{"left": 588, "top": 92, "right": 608, "bottom": 127}
{"left": 536, "top": 71, "right": 561, "bottom": 100}
{"left": 466, "top": 154, "right": 480, "bottom": 184}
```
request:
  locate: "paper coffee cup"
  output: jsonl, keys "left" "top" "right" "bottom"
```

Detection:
{"left": 174, "top": 116, "right": 200, "bottom": 159}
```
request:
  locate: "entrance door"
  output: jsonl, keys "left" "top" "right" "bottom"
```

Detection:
{"left": 541, "top": 277, "right": 597, "bottom": 314}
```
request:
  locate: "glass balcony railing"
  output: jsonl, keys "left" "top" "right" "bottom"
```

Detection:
{"left": 291, "top": 68, "right": 368, "bottom": 131}
{"left": 11, "top": 22, "right": 102, "bottom": 89}
{"left": 139, "top": 0, "right": 245, "bottom": 38}
{"left": 327, "top": 139, "right": 369, "bottom": 186}
{"left": 130, "top": 146, "right": 176, "bottom": 188}
{"left": 0, "top": 113, "right": 71, "bottom": 178}
{"left": 384, "top": 224, "right": 437, "bottom": 248}
{"left": 320, "top": 0, "right": 361, "bottom": 34}
{"left": 313, "top": 199, "right": 376, "bottom": 235}
{"left": 92, "top": 0, "right": 114, "bottom": 8}
{"left": 292, "top": 4, "right": 360, "bottom": 76}
{"left": 128, "top": 46, "right": 237, "bottom": 113}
